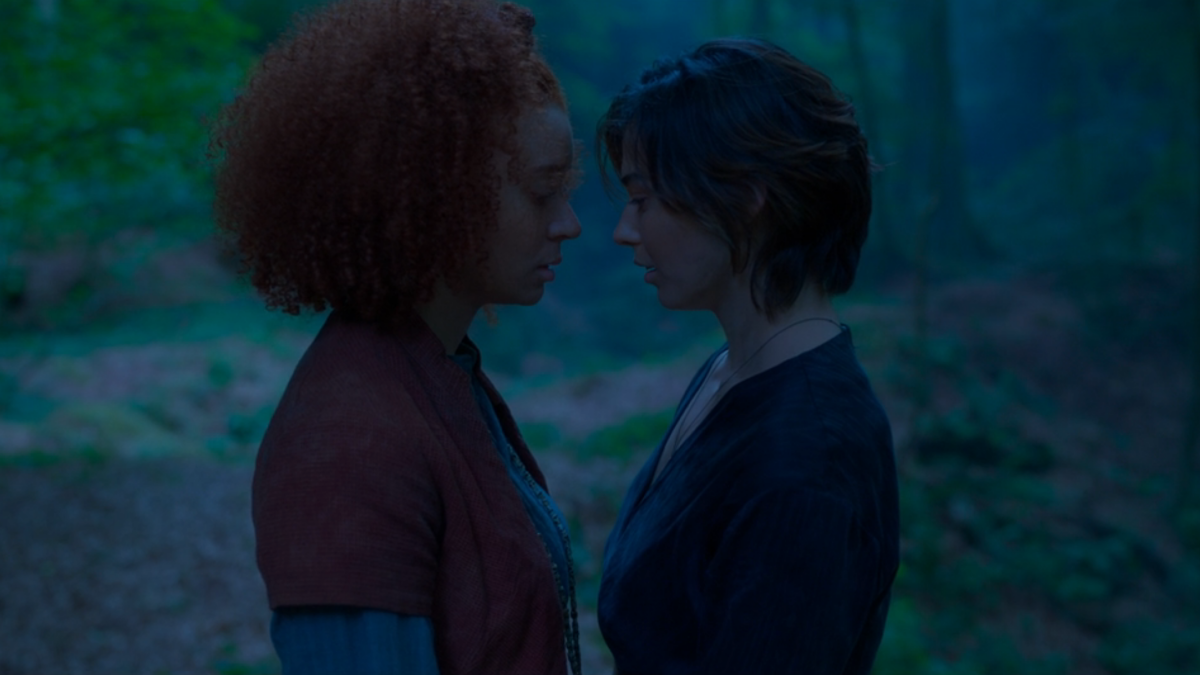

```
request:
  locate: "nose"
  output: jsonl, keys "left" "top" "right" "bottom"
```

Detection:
{"left": 612, "top": 204, "right": 640, "bottom": 247}
{"left": 550, "top": 202, "right": 582, "bottom": 241}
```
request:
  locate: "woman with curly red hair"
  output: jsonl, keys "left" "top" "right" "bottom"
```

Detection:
{"left": 209, "top": 1, "right": 582, "bottom": 673}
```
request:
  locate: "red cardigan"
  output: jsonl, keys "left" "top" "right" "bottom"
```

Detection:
{"left": 252, "top": 311, "right": 566, "bottom": 675}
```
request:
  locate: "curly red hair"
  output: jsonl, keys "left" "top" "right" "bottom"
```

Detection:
{"left": 210, "top": 0, "right": 564, "bottom": 326}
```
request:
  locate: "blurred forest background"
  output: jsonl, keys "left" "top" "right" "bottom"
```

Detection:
{"left": 1, "top": 0, "right": 1198, "bottom": 673}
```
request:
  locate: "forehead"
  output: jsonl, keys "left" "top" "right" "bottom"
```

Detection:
{"left": 513, "top": 107, "right": 573, "bottom": 169}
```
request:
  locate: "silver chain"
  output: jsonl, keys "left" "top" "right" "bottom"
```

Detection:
{"left": 508, "top": 446, "right": 581, "bottom": 675}
{"left": 668, "top": 316, "right": 842, "bottom": 458}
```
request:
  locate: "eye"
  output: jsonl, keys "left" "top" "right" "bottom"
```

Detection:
{"left": 563, "top": 165, "right": 584, "bottom": 195}
{"left": 528, "top": 181, "right": 560, "bottom": 205}
{"left": 628, "top": 196, "right": 648, "bottom": 214}
{"left": 536, "top": 182, "right": 580, "bottom": 208}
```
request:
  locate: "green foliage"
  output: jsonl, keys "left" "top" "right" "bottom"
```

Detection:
{"left": 518, "top": 421, "right": 563, "bottom": 451}
{"left": 225, "top": 411, "right": 259, "bottom": 444}
{"left": 0, "top": 369, "right": 18, "bottom": 414}
{"left": 0, "top": 446, "right": 108, "bottom": 468}
{"left": 872, "top": 594, "right": 938, "bottom": 675}
{"left": 894, "top": 388, "right": 1200, "bottom": 674}
{"left": 470, "top": 275, "right": 718, "bottom": 378}
{"left": 211, "top": 642, "right": 281, "bottom": 675}
{"left": 1175, "top": 504, "right": 1200, "bottom": 558}
{"left": 1099, "top": 620, "right": 1200, "bottom": 675}
{"left": 207, "top": 356, "right": 236, "bottom": 390}
{"left": 0, "top": 1, "right": 1194, "bottom": 673}
{"left": 571, "top": 407, "right": 675, "bottom": 462}
{"left": 45, "top": 401, "right": 191, "bottom": 458}
{"left": 0, "top": 0, "right": 256, "bottom": 250}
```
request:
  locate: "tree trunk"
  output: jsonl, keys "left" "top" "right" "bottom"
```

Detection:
{"left": 927, "top": 0, "right": 994, "bottom": 262}
{"left": 35, "top": 0, "right": 55, "bottom": 21}
{"left": 749, "top": 0, "right": 772, "bottom": 35}
{"left": 840, "top": 0, "right": 897, "bottom": 264}
{"left": 709, "top": 0, "right": 729, "bottom": 33}
{"left": 905, "top": 194, "right": 940, "bottom": 467}
{"left": 1047, "top": 0, "right": 1085, "bottom": 225}
{"left": 1178, "top": 0, "right": 1200, "bottom": 510}
{"left": 709, "top": 0, "right": 768, "bottom": 35}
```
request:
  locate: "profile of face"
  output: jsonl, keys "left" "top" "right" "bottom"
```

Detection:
{"left": 467, "top": 106, "right": 581, "bottom": 306}
{"left": 612, "top": 154, "right": 735, "bottom": 311}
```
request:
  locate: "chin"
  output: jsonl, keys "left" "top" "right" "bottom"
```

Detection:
{"left": 486, "top": 283, "right": 546, "bottom": 307}
{"left": 654, "top": 287, "right": 690, "bottom": 311}
{"left": 656, "top": 289, "right": 714, "bottom": 313}
{"left": 512, "top": 286, "right": 546, "bottom": 306}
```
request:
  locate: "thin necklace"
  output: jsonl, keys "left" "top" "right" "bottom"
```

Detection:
{"left": 665, "top": 316, "right": 841, "bottom": 461}
{"left": 507, "top": 445, "right": 581, "bottom": 675}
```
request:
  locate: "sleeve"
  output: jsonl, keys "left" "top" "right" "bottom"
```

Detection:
{"left": 253, "top": 403, "right": 444, "bottom": 615}
{"left": 270, "top": 608, "right": 440, "bottom": 675}
{"left": 693, "top": 488, "right": 885, "bottom": 675}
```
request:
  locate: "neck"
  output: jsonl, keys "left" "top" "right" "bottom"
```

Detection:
{"left": 711, "top": 277, "right": 839, "bottom": 381}
{"left": 415, "top": 280, "right": 481, "bottom": 355}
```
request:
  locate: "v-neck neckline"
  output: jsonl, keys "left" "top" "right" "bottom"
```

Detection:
{"left": 628, "top": 346, "right": 728, "bottom": 512}
{"left": 625, "top": 325, "right": 851, "bottom": 517}
{"left": 649, "top": 348, "right": 728, "bottom": 485}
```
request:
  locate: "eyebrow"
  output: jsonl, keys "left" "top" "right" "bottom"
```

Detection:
{"left": 620, "top": 172, "right": 648, "bottom": 187}
{"left": 531, "top": 140, "right": 580, "bottom": 175}
{"left": 530, "top": 162, "right": 571, "bottom": 174}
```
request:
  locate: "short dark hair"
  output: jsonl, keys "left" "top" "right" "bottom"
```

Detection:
{"left": 210, "top": 0, "right": 563, "bottom": 328}
{"left": 597, "top": 37, "right": 875, "bottom": 316}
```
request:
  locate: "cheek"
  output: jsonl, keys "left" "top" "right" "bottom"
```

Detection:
{"left": 493, "top": 194, "right": 537, "bottom": 249}
{"left": 494, "top": 186, "right": 522, "bottom": 231}
{"left": 488, "top": 221, "right": 546, "bottom": 285}
{"left": 662, "top": 224, "right": 729, "bottom": 279}
{"left": 645, "top": 216, "right": 693, "bottom": 259}
{"left": 638, "top": 215, "right": 670, "bottom": 252}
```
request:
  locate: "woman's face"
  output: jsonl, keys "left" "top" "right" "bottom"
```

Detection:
{"left": 612, "top": 155, "right": 733, "bottom": 311}
{"left": 474, "top": 106, "right": 581, "bottom": 306}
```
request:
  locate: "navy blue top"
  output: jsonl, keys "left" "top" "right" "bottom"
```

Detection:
{"left": 598, "top": 327, "right": 900, "bottom": 675}
{"left": 269, "top": 342, "right": 570, "bottom": 675}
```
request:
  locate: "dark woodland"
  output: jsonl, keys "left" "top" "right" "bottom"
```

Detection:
{"left": 0, "top": 0, "right": 1197, "bottom": 673}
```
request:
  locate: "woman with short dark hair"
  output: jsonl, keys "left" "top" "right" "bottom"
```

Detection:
{"left": 210, "top": 1, "right": 583, "bottom": 673}
{"left": 596, "top": 37, "right": 899, "bottom": 674}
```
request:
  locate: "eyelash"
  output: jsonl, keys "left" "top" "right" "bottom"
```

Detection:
{"left": 534, "top": 169, "right": 584, "bottom": 206}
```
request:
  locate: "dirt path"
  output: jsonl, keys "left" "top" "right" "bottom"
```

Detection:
{"left": 0, "top": 458, "right": 270, "bottom": 675}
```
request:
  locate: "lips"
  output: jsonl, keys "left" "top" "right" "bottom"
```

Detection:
{"left": 536, "top": 258, "right": 560, "bottom": 282}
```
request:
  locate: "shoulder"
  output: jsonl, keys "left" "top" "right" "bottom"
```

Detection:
{"left": 754, "top": 330, "right": 891, "bottom": 460}
{"left": 254, "top": 313, "right": 446, "bottom": 536}
{"left": 265, "top": 312, "right": 443, "bottom": 458}
{"left": 725, "top": 330, "right": 897, "bottom": 533}
{"left": 252, "top": 316, "right": 448, "bottom": 614}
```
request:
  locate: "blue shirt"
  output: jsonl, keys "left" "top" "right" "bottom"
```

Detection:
{"left": 271, "top": 608, "right": 439, "bottom": 675}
